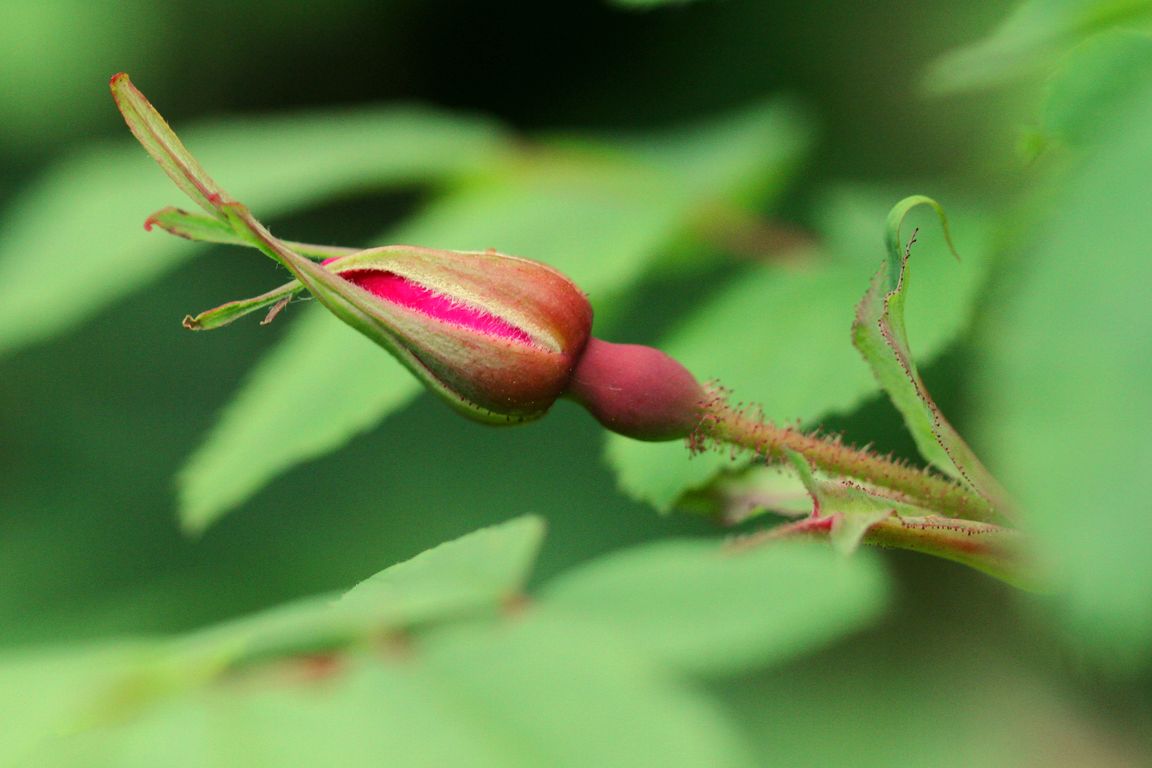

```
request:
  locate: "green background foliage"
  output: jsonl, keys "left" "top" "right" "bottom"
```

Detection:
{"left": 0, "top": 0, "right": 1149, "bottom": 764}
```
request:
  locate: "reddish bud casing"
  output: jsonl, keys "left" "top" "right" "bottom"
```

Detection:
{"left": 317, "top": 246, "right": 593, "bottom": 424}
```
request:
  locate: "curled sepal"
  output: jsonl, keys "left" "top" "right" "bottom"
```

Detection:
{"left": 183, "top": 278, "right": 305, "bottom": 331}
{"left": 146, "top": 207, "right": 356, "bottom": 261}
{"left": 110, "top": 73, "right": 231, "bottom": 219}
{"left": 852, "top": 196, "right": 1012, "bottom": 520}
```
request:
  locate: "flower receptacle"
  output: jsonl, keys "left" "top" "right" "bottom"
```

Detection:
{"left": 565, "top": 338, "right": 706, "bottom": 441}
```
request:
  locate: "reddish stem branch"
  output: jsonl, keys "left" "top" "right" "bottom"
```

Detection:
{"left": 727, "top": 513, "right": 1038, "bottom": 589}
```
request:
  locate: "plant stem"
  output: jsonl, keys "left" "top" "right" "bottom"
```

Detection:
{"left": 695, "top": 397, "right": 1002, "bottom": 524}
{"left": 727, "top": 513, "right": 1038, "bottom": 590}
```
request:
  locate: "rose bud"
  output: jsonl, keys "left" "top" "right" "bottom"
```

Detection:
{"left": 259, "top": 235, "right": 704, "bottom": 438}
{"left": 109, "top": 73, "right": 703, "bottom": 438}
{"left": 294, "top": 244, "right": 593, "bottom": 425}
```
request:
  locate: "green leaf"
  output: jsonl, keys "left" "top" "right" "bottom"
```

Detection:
{"left": 0, "top": 104, "right": 506, "bottom": 358}
{"left": 28, "top": 657, "right": 521, "bottom": 768}
{"left": 1, "top": 518, "right": 547, "bottom": 764}
{"left": 975, "top": 71, "right": 1152, "bottom": 671}
{"left": 339, "top": 515, "right": 543, "bottom": 612}
{"left": 0, "top": 2, "right": 166, "bottom": 149}
{"left": 0, "top": 643, "right": 160, "bottom": 767}
{"left": 607, "top": 187, "right": 994, "bottom": 511}
{"left": 1043, "top": 29, "right": 1152, "bottom": 147}
{"left": 722, "top": 643, "right": 1060, "bottom": 767}
{"left": 177, "top": 99, "right": 811, "bottom": 528}
{"left": 923, "top": 0, "right": 1152, "bottom": 94}
{"left": 541, "top": 539, "right": 889, "bottom": 676}
{"left": 416, "top": 614, "right": 755, "bottom": 766}
{"left": 851, "top": 196, "right": 1007, "bottom": 514}
{"left": 177, "top": 311, "right": 421, "bottom": 533}
{"left": 180, "top": 516, "right": 545, "bottom": 666}
{"left": 31, "top": 617, "right": 754, "bottom": 768}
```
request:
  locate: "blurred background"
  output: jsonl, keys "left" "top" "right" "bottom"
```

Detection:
{"left": 1, "top": 0, "right": 1150, "bottom": 765}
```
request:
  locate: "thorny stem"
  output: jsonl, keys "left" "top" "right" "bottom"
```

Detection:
{"left": 693, "top": 393, "right": 1003, "bottom": 524}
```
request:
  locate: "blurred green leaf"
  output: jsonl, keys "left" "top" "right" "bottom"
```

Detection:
{"left": 975, "top": 72, "right": 1152, "bottom": 671}
{"left": 32, "top": 617, "right": 754, "bottom": 768}
{"left": 722, "top": 647, "right": 1113, "bottom": 767}
{"left": 177, "top": 100, "right": 811, "bottom": 527}
{"left": 541, "top": 539, "right": 889, "bottom": 676}
{"left": 677, "top": 464, "right": 815, "bottom": 523}
{"left": 28, "top": 657, "right": 520, "bottom": 768}
{"left": 11, "top": 523, "right": 771, "bottom": 767}
{"left": 607, "top": 187, "right": 994, "bottom": 511}
{"left": 923, "top": 0, "right": 1152, "bottom": 94}
{"left": 1043, "top": 29, "right": 1152, "bottom": 146}
{"left": 416, "top": 614, "right": 754, "bottom": 767}
{"left": 2, "top": 518, "right": 545, "bottom": 763}
{"left": 0, "top": 643, "right": 156, "bottom": 767}
{"left": 181, "top": 516, "right": 545, "bottom": 666}
{"left": 177, "top": 311, "right": 421, "bottom": 532}
{"left": 339, "top": 515, "right": 543, "bottom": 611}
{"left": 0, "top": 105, "right": 507, "bottom": 358}
{"left": 0, "top": 1, "right": 165, "bottom": 149}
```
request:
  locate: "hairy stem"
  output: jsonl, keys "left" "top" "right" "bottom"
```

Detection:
{"left": 695, "top": 397, "right": 1002, "bottom": 523}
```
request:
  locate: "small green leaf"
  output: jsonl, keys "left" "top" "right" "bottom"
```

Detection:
{"left": 541, "top": 538, "right": 889, "bottom": 676}
{"left": 608, "top": 187, "right": 994, "bottom": 512}
{"left": 677, "top": 464, "right": 815, "bottom": 524}
{"left": 852, "top": 196, "right": 1008, "bottom": 515}
{"left": 785, "top": 452, "right": 895, "bottom": 555}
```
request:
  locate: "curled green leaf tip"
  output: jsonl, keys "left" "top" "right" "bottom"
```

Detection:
{"left": 885, "top": 196, "right": 959, "bottom": 286}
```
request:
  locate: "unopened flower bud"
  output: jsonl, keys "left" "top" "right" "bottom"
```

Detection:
{"left": 315, "top": 246, "right": 593, "bottom": 424}
{"left": 110, "top": 72, "right": 704, "bottom": 441}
